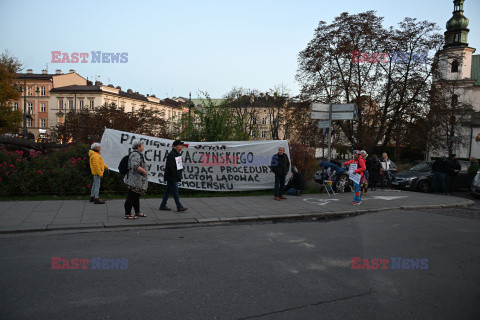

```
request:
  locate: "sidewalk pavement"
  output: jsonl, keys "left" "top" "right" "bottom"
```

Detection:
{"left": 0, "top": 190, "right": 475, "bottom": 234}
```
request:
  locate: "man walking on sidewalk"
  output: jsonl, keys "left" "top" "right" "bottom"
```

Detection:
{"left": 270, "top": 147, "right": 290, "bottom": 201}
{"left": 160, "top": 140, "right": 188, "bottom": 212}
{"left": 432, "top": 156, "right": 449, "bottom": 195}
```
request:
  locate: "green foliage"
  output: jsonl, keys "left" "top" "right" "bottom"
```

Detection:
{"left": 0, "top": 144, "right": 163, "bottom": 196}
{"left": 0, "top": 51, "right": 22, "bottom": 134}
{"left": 180, "top": 93, "right": 250, "bottom": 142}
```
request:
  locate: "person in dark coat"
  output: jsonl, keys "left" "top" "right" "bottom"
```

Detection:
{"left": 366, "top": 154, "right": 381, "bottom": 191}
{"left": 159, "top": 140, "right": 188, "bottom": 212}
{"left": 270, "top": 147, "right": 290, "bottom": 200}
{"left": 285, "top": 166, "right": 306, "bottom": 196}
{"left": 432, "top": 156, "right": 449, "bottom": 195}
{"left": 446, "top": 154, "right": 461, "bottom": 193}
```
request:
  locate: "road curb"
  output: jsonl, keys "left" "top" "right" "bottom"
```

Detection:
{"left": 0, "top": 199, "right": 475, "bottom": 235}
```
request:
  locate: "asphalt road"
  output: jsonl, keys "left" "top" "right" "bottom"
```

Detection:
{"left": 1, "top": 201, "right": 479, "bottom": 320}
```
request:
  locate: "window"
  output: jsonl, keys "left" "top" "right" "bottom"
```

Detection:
{"left": 89, "top": 100, "right": 94, "bottom": 110}
{"left": 59, "top": 100, "right": 64, "bottom": 110}
{"left": 27, "top": 118, "right": 33, "bottom": 127}
{"left": 261, "top": 130, "right": 267, "bottom": 138}
{"left": 132, "top": 106, "right": 135, "bottom": 113}
{"left": 452, "top": 94, "right": 459, "bottom": 107}
{"left": 451, "top": 60, "right": 459, "bottom": 73}
{"left": 40, "top": 103, "right": 46, "bottom": 112}
{"left": 58, "top": 116, "right": 64, "bottom": 125}
{"left": 69, "top": 100, "right": 74, "bottom": 110}
{"left": 251, "top": 130, "right": 256, "bottom": 137}
{"left": 252, "top": 117, "right": 257, "bottom": 125}
{"left": 14, "top": 102, "right": 19, "bottom": 111}
{"left": 79, "top": 100, "right": 84, "bottom": 110}
{"left": 27, "top": 102, "right": 33, "bottom": 114}
{"left": 261, "top": 117, "right": 267, "bottom": 125}
{"left": 41, "top": 86, "right": 46, "bottom": 96}
{"left": 40, "top": 118, "right": 46, "bottom": 128}
{"left": 27, "top": 87, "right": 32, "bottom": 96}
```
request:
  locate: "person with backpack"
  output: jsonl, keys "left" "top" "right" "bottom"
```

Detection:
{"left": 159, "top": 140, "right": 188, "bottom": 212}
{"left": 88, "top": 143, "right": 109, "bottom": 204}
{"left": 123, "top": 140, "right": 148, "bottom": 219}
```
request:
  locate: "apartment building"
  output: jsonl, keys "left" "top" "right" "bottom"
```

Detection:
{"left": 12, "top": 69, "right": 86, "bottom": 139}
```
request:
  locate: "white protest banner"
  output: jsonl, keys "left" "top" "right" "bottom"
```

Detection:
{"left": 100, "top": 128, "right": 291, "bottom": 191}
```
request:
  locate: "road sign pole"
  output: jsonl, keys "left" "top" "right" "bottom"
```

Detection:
{"left": 327, "top": 105, "right": 332, "bottom": 162}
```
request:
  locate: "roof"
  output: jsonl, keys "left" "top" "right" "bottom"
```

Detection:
{"left": 471, "top": 54, "right": 480, "bottom": 86}
{"left": 49, "top": 85, "right": 182, "bottom": 108}
{"left": 50, "top": 85, "right": 102, "bottom": 93}
{"left": 16, "top": 73, "right": 55, "bottom": 80}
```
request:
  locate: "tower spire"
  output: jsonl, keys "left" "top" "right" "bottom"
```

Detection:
{"left": 444, "top": 0, "right": 470, "bottom": 49}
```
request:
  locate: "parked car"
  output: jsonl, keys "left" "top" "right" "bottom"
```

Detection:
{"left": 472, "top": 173, "right": 480, "bottom": 198}
{"left": 391, "top": 161, "right": 470, "bottom": 193}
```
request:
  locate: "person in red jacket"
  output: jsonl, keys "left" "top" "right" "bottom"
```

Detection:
{"left": 344, "top": 150, "right": 366, "bottom": 205}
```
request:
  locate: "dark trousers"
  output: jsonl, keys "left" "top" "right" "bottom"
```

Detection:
{"left": 160, "top": 181, "right": 182, "bottom": 208}
{"left": 433, "top": 172, "right": 448, "bottom": 194}
{"left": 369, "top": 172, "right": 380, "bottom": 189}
{"left": 446, "top": 173, "right": 458, "bottom": 193}
{"left": 274, "top": 174, "right": 286, "bottom": 197}
{"left": 125, "top": 190, "right": 140, "bottom": 215}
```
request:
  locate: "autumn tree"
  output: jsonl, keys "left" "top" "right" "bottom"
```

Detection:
{"left": 0, "top": 51, "right": 22, "bottom": 135}
{"left": 296, "top": 11, "right": 443, "bottom": 153}
{"left": 55, "top": 103, "right": 170, "bottom": 143}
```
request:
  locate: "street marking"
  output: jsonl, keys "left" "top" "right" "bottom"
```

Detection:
{"left": 303, "top": 198, "right": 340, "bottom": 206}
{"left": 369, "top": 196, "right": 408, "bottom": 201}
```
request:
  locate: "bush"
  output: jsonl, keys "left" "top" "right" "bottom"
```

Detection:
{"left": 288, "top": 143, "right": 319, "bottom": 180}
{"left": 0, "top": 144, "right": 164, "bottom": 196}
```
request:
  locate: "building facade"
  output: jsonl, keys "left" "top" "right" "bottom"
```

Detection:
{"left": 434, "top": 0, "right": 480, "bottom": 158}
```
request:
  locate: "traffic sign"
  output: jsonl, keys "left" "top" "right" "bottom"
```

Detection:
{"left": 331, "top": 104, "right": 356, "bottom": 112}
{"left": 311, "top": 103, "right": 330, "bottom": 112}
{"left": 317, "top": 120, "right": 330, "bottom": 128}
{"left": 332, "top": 112, "right": 354, "bottom": 120}
{"left": 310, "top": 112, "right": 329, "bottom": 120}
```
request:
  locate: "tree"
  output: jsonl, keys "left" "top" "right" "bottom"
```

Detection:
{"left": 179, "top": 93, "right": 249, "bottom": 142}
{"left": 0, "top": 51, "right": 22, "bottom": 135}
{"left": 55, "top": 103, "right": 170, "bottom": 143}
{"left": 296, "top": 12, "right": 443, "bottom": 153}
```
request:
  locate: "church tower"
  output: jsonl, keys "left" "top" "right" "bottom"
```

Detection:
{"left": 435, "top": 0, "right": 476, "bottom": 82}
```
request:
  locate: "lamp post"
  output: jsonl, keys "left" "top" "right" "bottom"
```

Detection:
{"left": 16, "top": 79, "right": 40, "bottom": 138}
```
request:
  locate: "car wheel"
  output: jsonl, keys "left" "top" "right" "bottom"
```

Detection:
{"left": 417, "top": 180, "right": 431, "bottom": 193}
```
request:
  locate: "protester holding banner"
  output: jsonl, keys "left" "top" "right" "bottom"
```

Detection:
{"left": 270, "top": 147, "right": 290, "bottom": 200}
{"left": 160, "top": 140, "right": 188, "bottom": 212}
{"left": 344, "top": 150, "right": 366, "bottom": 205}
{"left": 88, "top": 143, "right": 109, "bottom": 204}
{"left": 124, "top": 140, "right": 149, "bottom": 219}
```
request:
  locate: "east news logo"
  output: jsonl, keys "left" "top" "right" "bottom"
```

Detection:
{"left": 351, "top": 257, "right": 428, "bottom": 270}
{"left": 51, "top": 257, "right": 128, "bottom": 269}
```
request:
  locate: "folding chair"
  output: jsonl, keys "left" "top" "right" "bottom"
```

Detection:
{"left": 323, "top": 179, "right": 337, "bottom": 197}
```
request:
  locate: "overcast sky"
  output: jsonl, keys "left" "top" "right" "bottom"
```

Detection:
{"left": 1, "top": 0, "right": 479, "bottom": 99}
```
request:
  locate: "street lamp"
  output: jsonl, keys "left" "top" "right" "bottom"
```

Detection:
{"left": 16, "top": 79, "right": 40, "bottom": 138}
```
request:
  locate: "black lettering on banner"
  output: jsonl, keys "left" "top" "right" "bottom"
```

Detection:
{"left": 121, "top": 133, "right": 129, "bottom": 144}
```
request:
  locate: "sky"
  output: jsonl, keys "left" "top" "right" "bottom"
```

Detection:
{"left": 1, "top": 0, "right": 479, "bottom": 99}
